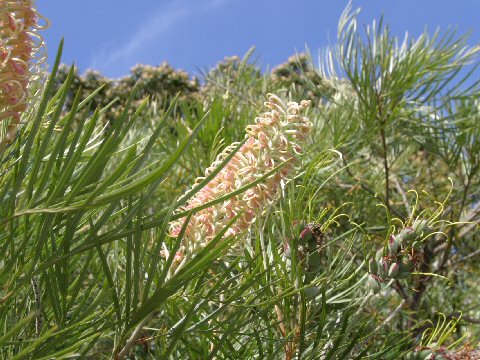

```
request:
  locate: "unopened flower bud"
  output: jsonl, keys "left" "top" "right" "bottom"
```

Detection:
{"left": 299, "top": 226, "right": 313, "bottom": 244}
{"left": 404, "top": 352, "right": 416, "bottom": 360}
{"left": 299, "top": 223, "right": 324, "bottom": 252}
{"left": 367, "top": 274, "right": 381, "bottom": 293}
{"left": 412, "top": 219, "right": 432, "bottom": 238}
{"left": 368, "top": 258, "right": 378, "bottom": 275}
{"left": 388, "top": 234, "right": 400, "bottom": 254}
{"left": 399, "top": 257, "right": 413, "bottom": 272}
{"left": 377, "top": 258, "right": 389, "bottom": 279}
{"left": 388, "top": 262, "right": 400, "bottom": 278}
{"left": 375, "top": 248, "right": 384, "bottom": 263}
{"left": 416, "top": 349, "right": 433, "bottom": 359}
{"left": 398, "top": 226, "right": 415, "bottom": 242}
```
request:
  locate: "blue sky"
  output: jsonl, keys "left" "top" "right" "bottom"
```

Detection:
{"left": 38, "top": 1, "right": 480, "bottom": 79}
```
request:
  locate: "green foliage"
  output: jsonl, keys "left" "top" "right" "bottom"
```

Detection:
{"left": 1, "top": 5, "right": 479, "bottom": 359}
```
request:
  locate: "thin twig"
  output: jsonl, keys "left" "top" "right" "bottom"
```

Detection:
{"left": 392, "top": 279, "right": 409, "bottom": 302}
{"left": 373, "top": 299, "right": 406, "bottom": 334}
{"left": 341, "top": 156, "right": 404, "bottom": 219}
{"left": 31, "top": 276, "right": 42, "bottom": 337}
{"left": 448, "top": 312, "right": 480, "bottom": 325}
{"left": 380, "top": 128, "right": 390, "bottom": 209}
{"left": 461, "top": 316, "right": 480, "bottom": 325}
{"left": 459, "top": 201, "right": 480, "bottom": 238}
{"left": 117, "top": 314, "right": 152, "bottom": 360}
{"left": 392, "top": 176, "right": 410, "bottom": 215}
{"left": 451, "top": 248, "right": 480, "bottom": 265}
{"left": 407, "top": 245, "right": 434, "bottom": 330}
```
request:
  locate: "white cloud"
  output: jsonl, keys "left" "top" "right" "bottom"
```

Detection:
{"left": 89, "top": 0, "right": 230, "bottom": 76}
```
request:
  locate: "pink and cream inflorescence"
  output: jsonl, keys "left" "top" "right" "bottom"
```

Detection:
{"left": 0, "top": 0, "right": 45, "bottom": 148}
{"left": 167, "top": 94, "right": 312, "bottom": 267}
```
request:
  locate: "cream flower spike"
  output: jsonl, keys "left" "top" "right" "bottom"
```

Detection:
{"left": 167, "top": 94, "right": 312, "bottom": 270}
{"left": 0, "top": 0, "right": 47, "bottom": 150}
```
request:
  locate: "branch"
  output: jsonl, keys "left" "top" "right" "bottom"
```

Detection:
{"left": 459, "top": 201, "right": 480, "bottom": 238}
{"left": 380, "top": 128, "right": 390, "bottom": 209}
{"left": 407, "top": 245, "right": 434, "bottom": 330}
{"left": 462, "top": 316, "right": 480, "bottom": 325}
{"left": 31, "top": 277, "right": 42, "bottom": 337}
{"left": 450, "top": 248, "right": 480, "bottom": 265}
{"left": 392, "top": 175, "right": 410, "bottom": 215}
{"left": 392, "top": 279, "right": 410, "bottom": 302}
{"left": 116, "top": 314, "right": 152, "bottom": 360}
{"left": 341, "top": 156, "right": 405, "bottom": 219}
{"left": 373, "top": 299, "right": 406, "bottom": 334}
{"left": 449, "top": 311, "right": 480, "bottom": 325}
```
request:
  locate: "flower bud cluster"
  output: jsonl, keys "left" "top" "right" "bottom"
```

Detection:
{"left": 167, "top": 94, "right": 312, "bottom": 268}
{"left": 283, "top": 222, "right": 325, "bottom": 298}
{"left": 284, "top": 223, "right": 324, "bottom": 274}
{"left": 367, "top": 219, "right": 433, "bottom": 293}
{"left": 0, "top": 0, "right": 46, "bottom": 147}
{"left": 405, "top": 347, "right": 447, "bottom": 360}
{"left": 405, "top": 345, "right": 480, "bottom": 360}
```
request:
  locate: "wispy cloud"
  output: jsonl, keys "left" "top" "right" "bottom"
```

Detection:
{"left": 89, "top": 0, "right": 230, "bottom": 76}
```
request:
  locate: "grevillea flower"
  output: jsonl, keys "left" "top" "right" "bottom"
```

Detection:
{"left": 166, "top": 94, "right": 312, "bottom": 268}
{"left": 0, "top": 0, "right": 46, "bottom": 149}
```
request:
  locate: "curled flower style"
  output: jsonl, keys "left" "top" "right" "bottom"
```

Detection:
{"left": 167, "top": 94, "right": 312, "bottom": 268}
{"left": 0, "top": 0, "right": 47, "bottom": 149}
